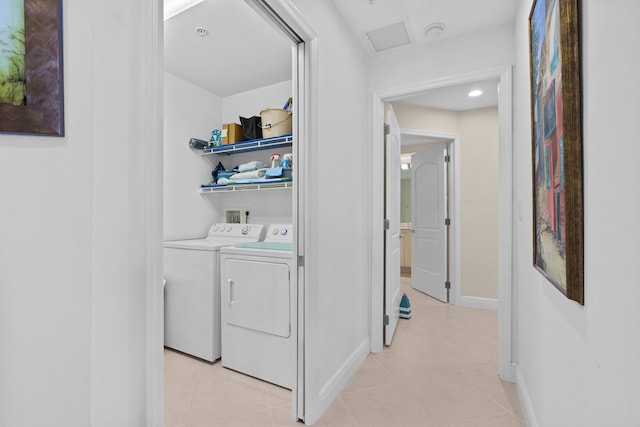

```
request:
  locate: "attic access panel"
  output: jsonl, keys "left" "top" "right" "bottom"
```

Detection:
{"left": 366, "top": 21, "right": 413, "bottom": 53}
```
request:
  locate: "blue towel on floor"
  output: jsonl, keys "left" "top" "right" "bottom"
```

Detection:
{"left": 400, "top": 293, "right": 411, "bottom": 319}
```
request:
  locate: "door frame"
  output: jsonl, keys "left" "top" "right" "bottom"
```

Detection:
{"left": 401, "top": 130, "right": 459, "bottom": 305}
{"left": 146, "top": 0, "right": 319, "bottom": 423}
{"left": 369, "top": 66, "right": 515, "bottom": 382}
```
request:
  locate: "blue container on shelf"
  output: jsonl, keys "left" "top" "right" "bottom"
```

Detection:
{"left": 210, "top": 129, "right": 222, "bottom": 146}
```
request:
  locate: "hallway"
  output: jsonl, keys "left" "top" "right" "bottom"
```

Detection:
{"left": 164, "top": 278, "right": 524, "bottom": 426}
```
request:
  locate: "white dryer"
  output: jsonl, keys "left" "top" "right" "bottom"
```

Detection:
{"left": 163, "top": 223, "right": 265, "bottom": 362}
{"left": 220, "top": 224, "right": 295, "bottom": 389}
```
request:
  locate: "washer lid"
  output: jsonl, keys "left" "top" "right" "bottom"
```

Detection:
{"left": 164, "top": 223, "right": 267, "bottom": 250}
{"left": 164, "top": 237, "right": 252, "bottom": 250}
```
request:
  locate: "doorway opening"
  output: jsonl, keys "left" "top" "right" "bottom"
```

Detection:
{"left": 405, "top": 138, "right": 453, "bottom": 304}
{"left": 159, "top": 0, "right": 316, "bottom": 423}
{"left": 371, "top": 67, "right": 514, "bottom": 382}
{"left": 399, "top": 131, "right": 455, "bottom": 289}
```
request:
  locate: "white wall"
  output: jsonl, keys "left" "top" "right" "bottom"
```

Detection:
{"left": 0, "top": 5, "right": 93, "bottom": 424}
{"left": 459, "top": 108, "right": 499, "bottom": 300}
{"left": 513, "top": 1, "right": 640, "bottom": 425}
{"left": 221, "top": 80, "right": 292, "bottom": 124}
{"left": 164, "top": 71, "right": 221, "bottom": 240}
{"left": 394, "top": 104, "right": 459, "bottom": 133}
{"left": 0, "top": 1, "right": 161, "bottom": 425}
{"left": 370, "top": 23, "right": 515, "bottom": 92}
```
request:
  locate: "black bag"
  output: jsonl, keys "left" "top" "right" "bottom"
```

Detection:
{"left": 240, "top": 116, "right": 262, "bottom": 140}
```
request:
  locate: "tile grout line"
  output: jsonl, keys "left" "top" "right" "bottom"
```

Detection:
{"left": 334, "top": 394, "right": 363, "bottom": 427}
{"left": 472, "top": 383, "right": 523, "bottom": 420}
{"left": 184, "top": 360, "right": 207, "bottom": 427}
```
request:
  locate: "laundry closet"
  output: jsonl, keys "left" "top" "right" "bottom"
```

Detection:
{"left": 162, "top": 0, "right": 297, "bottom": 392}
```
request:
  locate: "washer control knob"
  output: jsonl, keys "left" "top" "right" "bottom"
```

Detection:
{"left": 272, "top": 228, "right": 279, "bottom": 235}
{"left": 219, "top": 225, "right": 226, "bottom": 232}
{"left": 212, "top": 224, "right": 219, "bottom": 232}
{"left": 226, "top": 227, "right": 232, "bottom": 232}
{"left": 241, "top": 226, "right": 249, "bottom": 235}
{"left": 280, "top": 228, "right": 288, "bottom": 236}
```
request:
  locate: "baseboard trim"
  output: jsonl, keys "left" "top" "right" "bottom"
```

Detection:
{"left": 316, "top": 338, "right": 370, "bottom": 419}
{"left": 515, "top": 364, "right": 539, "bottom": 427}
{"left": 458, "top": 295, "right": 499, "bottom": 311}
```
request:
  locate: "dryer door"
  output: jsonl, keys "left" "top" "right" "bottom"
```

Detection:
{"left": 222, "top": 258, "right": 291, "bottom": 338}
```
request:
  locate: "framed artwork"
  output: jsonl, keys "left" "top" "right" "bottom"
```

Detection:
{"left": 529, "top": 0, "right": 583, "bottom": 304}
{"left": 0, "top": 0, "right": 64, "bottom": 136}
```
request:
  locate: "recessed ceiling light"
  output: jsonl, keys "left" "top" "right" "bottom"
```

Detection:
{"left": 468, "top": 90, "right": 483, "bottom": 97}
{"left": 164, "top": 0, "right": 205, "bottom": 21}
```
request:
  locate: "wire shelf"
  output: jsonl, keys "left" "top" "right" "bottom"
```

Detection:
{"left": 201, "top": 135, "right": 293, "bottom": 156}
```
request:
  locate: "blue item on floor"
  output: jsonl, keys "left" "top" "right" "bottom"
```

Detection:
{"left": 400, "top": 293, "right": 411, "bottom": 319}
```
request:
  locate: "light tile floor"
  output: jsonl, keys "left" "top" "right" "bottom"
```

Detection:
{"left": 165, "top": 277, "right": 524, "bottom": 426}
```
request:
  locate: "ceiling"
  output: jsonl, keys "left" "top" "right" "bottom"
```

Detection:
{"left": 164, "top": 0, "right": 515, "bottom": 107}
{"left": 164, "top": 0, "right": 293, "bottom": 97}
{"left": 398, "top": 78, "right": 500, "bottom": 111}
{"left": 330, "top": 0, "right": 516, "bottom": 56}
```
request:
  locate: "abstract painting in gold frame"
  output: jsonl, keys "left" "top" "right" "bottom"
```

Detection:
{"left": 529, "top": 0, "right": 583, "bottom": 304}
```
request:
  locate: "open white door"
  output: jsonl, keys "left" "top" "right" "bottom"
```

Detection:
{"left": 384, "top": 104, "right": 402, "bottom": 345}
{"left": 411, "top": 142, "right": 449, "bottom": 303}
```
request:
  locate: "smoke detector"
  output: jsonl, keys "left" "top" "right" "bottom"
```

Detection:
{"left": 424, "top": 23, "right": 445, "bottom": 41}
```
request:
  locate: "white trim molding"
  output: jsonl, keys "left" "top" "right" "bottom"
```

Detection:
{"left": 459, "top": 296, "right": 499, "bottom": 311}
{"left": 315, "top": 339, "right": 370, "bottom": 423}
{"left": 497, "top": 66, "right": 514, "bottom": 383}
{"left": 515, "top": 364, "right": 540, "bottom": 427}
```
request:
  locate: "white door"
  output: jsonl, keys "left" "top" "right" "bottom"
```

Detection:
{"left": 384, "top": 104, "right": 402, "bottom": 345}
{"left": 411, "top": 143, "right": 449, "bottom": 303}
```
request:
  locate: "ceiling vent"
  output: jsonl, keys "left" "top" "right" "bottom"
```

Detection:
{"left": 365, "top": 21, "right": 413, "bottom": 53}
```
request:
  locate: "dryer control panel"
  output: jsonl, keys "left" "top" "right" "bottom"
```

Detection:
{"left": 206, "top": 223, "right": 265, "bottom": 240}
{"left": 265, "top": 224, "right": 293, "bottom": 242}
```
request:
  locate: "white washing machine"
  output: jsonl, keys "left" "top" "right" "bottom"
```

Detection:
{"left": 219, "top": 224, "right": 295, "bottom": 389}
{"left": 163, "top": 223, "right": 265, "bottom": 362}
